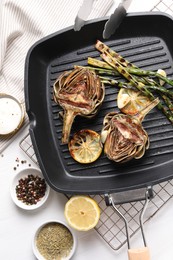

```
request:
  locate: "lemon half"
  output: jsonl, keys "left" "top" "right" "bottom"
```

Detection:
{"left": 68, "top": 129, "right": 102, "bottom": 164}
{"left": 64, "top": 196, "right": 100, "bottom": 231}
{"left": 117, "top": 88, "right": 151, "bottom": 115}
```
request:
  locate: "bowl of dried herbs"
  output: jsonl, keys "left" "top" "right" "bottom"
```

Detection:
{"left": 32, "top": 220, "right": 77, "bottom": 260}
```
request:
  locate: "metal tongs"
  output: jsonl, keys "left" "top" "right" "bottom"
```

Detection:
{"left": 74, "top": 0, "right": 133, "bottom": 39}
{"left": 105, "top": 186, "right": 153, "bottom": 260}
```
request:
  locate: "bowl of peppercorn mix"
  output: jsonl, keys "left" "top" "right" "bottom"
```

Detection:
{"left": 32, "top": 220, "right": 77, "bottom": 260}
{"left": 10, "top": 167, "right": 50, "bottom": 210}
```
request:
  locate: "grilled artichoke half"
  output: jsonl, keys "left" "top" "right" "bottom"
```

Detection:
{"left": 53, "top": 68, "right": 105, "bottom": 143}
{"left": 101, "top": 98, "right": 159, "bottom": 163}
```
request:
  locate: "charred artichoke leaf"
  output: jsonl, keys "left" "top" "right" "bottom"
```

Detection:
{"left": 53, "top": 68, "right": 105, "bottom": 143}
{"left": 101, "top": 113, "right": 149, "bottom": 163}
{"left": 101, "top": 98, "right": 159, "bottom": 163}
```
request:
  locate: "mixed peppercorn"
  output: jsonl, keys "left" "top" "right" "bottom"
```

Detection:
{"left": 15, "top": 174, "right": 47, "bottom": 205}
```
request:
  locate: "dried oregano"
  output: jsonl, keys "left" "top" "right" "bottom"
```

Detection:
{"left": 36, "top": 222, "right": 73, "bottom": 260}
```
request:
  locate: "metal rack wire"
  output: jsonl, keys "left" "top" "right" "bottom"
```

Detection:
{"left": 19, "top": 133, "right": 173, "bottom": 250}
{"left": 151, "top": 0, "right": 173, "bottom": 15}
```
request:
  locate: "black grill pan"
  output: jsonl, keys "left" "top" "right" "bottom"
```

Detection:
{"left": 25, "top": 12, "right": 173, "bottom": 194}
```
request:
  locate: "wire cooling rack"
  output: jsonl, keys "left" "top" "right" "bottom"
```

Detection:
{"left": 19, "top": 133, "right": 173, "bottom": 250}
{"left": 151, "top": 0, "right": 173, "bottom": 15}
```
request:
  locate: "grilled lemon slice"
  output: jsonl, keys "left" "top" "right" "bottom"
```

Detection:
{"left": 68, "top": 129, "right": 102, "bottom": 164}
{"left": 117, "top": 88, "right": 151, "bottom": 115}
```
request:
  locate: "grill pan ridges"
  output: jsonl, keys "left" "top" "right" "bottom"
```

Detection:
{"left": 25, "top": 12, "right": 173, "bottom": 194}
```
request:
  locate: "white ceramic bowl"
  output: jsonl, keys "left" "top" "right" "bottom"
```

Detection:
{"left": 0, "top": 93, "right": 25, "bottom": 135}
{"left": 10, "top": 167, "right": 50, "bottom": 210}
{"left": 32, "top": 220, "right": 77, "bottom": 260}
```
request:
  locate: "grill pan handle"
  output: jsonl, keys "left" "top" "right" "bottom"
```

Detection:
{"left": 105, "top": 186, "right": 153, "bottom": 260}
{"left": 128, "top": 247, "right": 150, "bottom": 260}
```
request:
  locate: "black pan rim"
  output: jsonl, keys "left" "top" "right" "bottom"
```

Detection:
{"left": 25, "top": 12, "right": 173, "bottom": 194}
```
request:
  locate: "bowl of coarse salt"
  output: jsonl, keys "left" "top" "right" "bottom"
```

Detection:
{"left": 0, "top": 93, "right": 25, "bottom": 135}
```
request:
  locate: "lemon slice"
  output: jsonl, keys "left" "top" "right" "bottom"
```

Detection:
{"left": 64, "top": 196, "right": 100, "bottom": 231}
{"left": 117, "top": 88, "right": 151, "bottom": 115}
{"left": 68, "top": 129, "right": 102, "bottom": 164}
